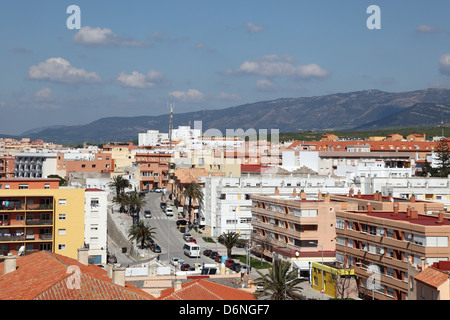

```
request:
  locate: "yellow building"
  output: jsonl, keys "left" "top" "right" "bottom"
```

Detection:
{"left": 311, "top": 261, "right": 358, "bottom": 299}
{"left": 0, "top": 188, "right": 85, "bottom": 260}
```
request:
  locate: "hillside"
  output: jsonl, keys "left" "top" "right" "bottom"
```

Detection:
{"left": 14, "top": 88, "right": 450, "bottom": 144}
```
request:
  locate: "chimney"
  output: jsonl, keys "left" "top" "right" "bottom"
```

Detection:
{"left": 292, "top": 189, "right": 297, "bottom": 197}
{"left": 275, "top": 188, "right": 280, "bottom": 196}
{"left": 411, "top": 208, "right": 418, "bottom": 219}
{"left": 367, "top": 202, "right": 373, "bottom": 213}
{"left": 393, "top": 202, "right": 399, "bottom": 215}
{"left": 410, "top": 195, "right": 415, "bottom": 203}
{"left": 324, "top": 194, "right": 330, "bottom": 202}
{"left": 406, "top": 206, "right": 411, "bottom": 218}
{"left": 373, "top": 193, "right": 379, "bottom": 201}
{"left": 77, "top": 247, "right": 89, "bottom": 266}
{"left": 349, "top": 188, "right": 354, "bottom": 198}
{"left": 112, "top": 265, "right": 126, "bottom": 287}
{"left": 174, "top": 280, "right": 183, "bottom": 292}
{"left": 300, "top": 190, "right": 306, "bottom": 200}
{"left": 3, "top": 253, "right": 17, "bottom": 275}
{"left": 437, "top": 211, "right": 445, "bottom": 223}
{"left": 318, "top": 192, "right": 323, "bottom": 201}
{"left": 357, "top": 190, "right": 361, "bottom": 199}
{"left": 421, "top": 257, "right": 428, "bottom": 271}
{"left": 388, "top": 195, "right": 393, "bottom": 203}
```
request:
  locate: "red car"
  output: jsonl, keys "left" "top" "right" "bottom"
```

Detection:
{"left": 225, "top": 259, "right": 235, "bottom": 268}
{"left": 214, "top": 255, "right": 222, "bottom": 263}
{"left": 187, "top": 238, "right": 197, "bottom": 244}
{"left": 180, "top": 263, "right": 190, "bottom": 271}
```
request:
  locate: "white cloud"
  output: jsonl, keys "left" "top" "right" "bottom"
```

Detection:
{"left": 73, "top": 26, "right": 151, "bottom": 47}
{"left": 246, "top": 22, "right": 264, "bottom": 34}
{"left": 225, "top": 54, "right": 330, "bottom": 80}
{"left": 116, "top": 70, "right": 168, "bottom": 89}
{"left": 255, "top": 79, "right": 277, "bottom": 92}
{"left": 34, "top": 88, "right": 53, "bottom": 102}
{"left": 416, "top": 24, "right": 439, "bottom": 34}
{"left": 215, "top": 92, "right": 242, "bottom": 101}
{"left": 28, "top": 57, "right": 102, "bottom": 84}
{"left": 439, "top": 54, "right": 450, "bottom": 76}
{"left": 168, "top": 89, "right": 205, "bottom": 102}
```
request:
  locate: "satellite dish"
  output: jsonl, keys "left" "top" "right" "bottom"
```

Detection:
{"left": 18, "top": 245, "right": 25, "bottom": 256}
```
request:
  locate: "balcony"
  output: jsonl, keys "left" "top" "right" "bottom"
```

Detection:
{"left": 0, "top": 234, "right": 25, "bottom": 241}
{"left": 25, "top": 219, "right": 53, "bottom": 226}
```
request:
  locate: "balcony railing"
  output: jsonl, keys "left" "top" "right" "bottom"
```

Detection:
{"left": 26, "top": 219, "right": 53, "bottom": 226}
{"left": 39, "top": 234, "right": 52, "bottom": 240}
{"left": 0, "top": 234, "right": 25, "bottom": 241}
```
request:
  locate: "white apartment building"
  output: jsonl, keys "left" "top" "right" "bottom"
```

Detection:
{"left": 14, "top": 152, "right": 59, "bottom": 178}
{"left": 359, "top": 175, "right": 450, "bottom": 210}
{"left": 84, "top": 188, "right": 108, "bottom": 264}
{"left": 138, "top": 130, "right": 169, "bottom": 147}
{"left": 199, "top": 174, "right": 352, "bottom": 239}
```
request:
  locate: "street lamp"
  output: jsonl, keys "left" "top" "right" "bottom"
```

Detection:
{"left": 309, "top": 241, "right": 324, "bottom": 300}
{"left": 355, "top": 262, "right": 375, "bottom": 300}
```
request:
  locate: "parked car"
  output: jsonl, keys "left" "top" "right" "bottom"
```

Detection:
{"left": 235, "top": 264, "right": 247, "bottom": 273}
{"left": 155, "top": 187, "right": 162, "bottom": 193}
{"left": 170, "top": 257, "right": 183, "bottom": 266}
{"left": 180, "top": 263, "right": 190, "bottom": 271}
{"left": 187, "top": 238, "right": 197, "bottom": 244}
{"left": 146, "top": 237, "right": 155, "bottom": 246}
{"left": 214, "top": 255, "right": 222, "bottom": 263}
{"left": 144, "top": 210, "right": 152, "bottom": 218}
{"left": 149, "top": 188, "right": 158, "bottom": 192}
{"left": 225, "top": 259, "right": 235, "bottom": 268}
{"left": 210, "top": 251, "right": 218, "bottom": 259}
{"left": 203, "top": 249, "right": 212, "bottom": 256}
{"left": 151, "top": 244, "right": 161, "bottom": 253}
{"left": 176, "top": 219, "right": 188, "bottom": 226}
{"left": 160, "top": 202, "right": 167, "bottom": 210}
{"left": 230, "top": 262, "right": 241, "bottom": 271}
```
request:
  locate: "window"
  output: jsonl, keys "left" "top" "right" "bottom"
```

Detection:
{"left": 361, "top": 242, "right": 368, "bottom": 252}
{"left": 58, "top": 229, "right": 66, "bottom": 236}
{"left": 376, "top": 246, "right": 385, "bottom": 255}
{"left": 361, "top": 224, "right": 368, "bottom": 233}
{"left": 90, "top": 224, "right": 98, "bottom": 231}
{"left": 377, "top": 227, "right": 385, "bottom": 237}
{"left": 59, "top": 199, "right": 66, "bottom": 205}
{"left": 386, "top": 248, "right": 394, "bottom": 258}
{"left": 58, "top": 244, "right": 66, "bottom": 250}
{"left": 347, "top": 221, "right": 353, "bottom": 230}
{"left": 336, "top": 219, "right": 345, "bottom": 229}
{"left": 59, "top": 214, "right": 66, "bottom": 220}
{"left": 386, "top": 267, "right": 394, "bottom": 278}
{"left": 414, "top": 234, "right": 425, "bottom": 246}
{"left": 5, "top": 184, "right": 9, "bottom": 189}
{"left": 369, "top": 226, "right": 377, "bottom": 236}
{"left": 44, "top": 184, "right": 50, "bottom": 189}
{"left": 425, "top": 236, "right": 448, "bottom": 247}
{"left": 404, "top": 232, "right": 412, "bottom": 242}
{"left": 336, "top": 236, "right": 345, "bottom": 246}
{"left": 19, "top": 184, "right": 29, "bottom": 189}
{"left": 386, "top": 228, "right": 394, "bottom": 238}
{"left": 347, "top": 238, "right": 353, "bottom": 248}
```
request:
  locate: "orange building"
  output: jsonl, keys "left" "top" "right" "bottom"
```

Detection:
{"left": 0, "top": 178, "right": 60, "bottom": 190}
{"left": 0, "top": 156, "right": 15, "bottom": 178}
{"left": 135, "top": 152, "right": 171, "bottom": 190}
{"left": 57, "top": 152, "right": 114, "bottom": 178}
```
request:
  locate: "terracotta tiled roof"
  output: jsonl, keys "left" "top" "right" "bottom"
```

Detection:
{"left": 413, "top": 267, "right": 450, "bottom": 288}
{"left": 0, "top": 251, "right": 155, "bottom": 300}
{"left": 158, "top": 279, "right": 256, "bottom": 300}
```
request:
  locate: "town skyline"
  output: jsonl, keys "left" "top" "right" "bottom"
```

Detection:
{"left": 1, "top": 1, "right": 450, "bottom": 135}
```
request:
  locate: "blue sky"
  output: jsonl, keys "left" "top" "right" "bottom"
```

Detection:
{"left": 1, "top": 1, "right": 450, "bottom": 135}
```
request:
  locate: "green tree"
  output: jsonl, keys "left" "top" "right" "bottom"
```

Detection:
{"left": 218, "top": 231, "right": 240, "bottom": 258}
{"left": 113, "top": 191, "right": 128, "bottom": 213}
{"left": 47, "top": 174, "right": 67, "bottom": 186}
{"left": 108, "top": 175, "right": 131, "bottom": 196}
{"left": 182, "top": 182, "right": 204, "bottom": 222}
{"left": 253, "top": 259, "right": 305, "bottom": 300}
{"left": 435, "top": 138, "right": 450, "bottom": 177}
{"left": 128, "top": 220, "right": 157, "bottom": 249}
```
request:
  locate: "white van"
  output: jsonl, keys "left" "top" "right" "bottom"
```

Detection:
{"left": 183, "top": 242, "right": 200, "bottom": 258}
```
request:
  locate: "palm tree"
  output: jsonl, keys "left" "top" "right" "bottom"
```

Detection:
{"left": 113, "top": 191, "right": 128, "bottom": 213}
{"left": 126, "top": 191, "right": 147, "bottom": 224}
{"left": 253, "top": 259, "right": 305, "bottom": 300}
{"left": 108, "top": 175, "right": 131, "bottom": 196}
{"left": 218, "top": 231, "right": 240, "bottom": 258}
{"left": 182, "top": 182, "right": 203, "bottom": 222}
{"left": 128, "top": 220, "right": 157, "bottom": 249}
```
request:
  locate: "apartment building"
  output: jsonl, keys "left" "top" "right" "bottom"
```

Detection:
{"left": 102, "top": 142, "right": 138, "bottom": 171}
{"left": 334, "top": 200, "right": 449, "bottom": 300}
{"left": 0, "top": 179, "right": 85, "bottom": 260}
{"left": 200, "top": 174, "right": 351, "bottom": 239}
{"left": 135, "top": 151, "right": 172, "bottom": 190}
{"left": 250, "top": 191, "right": 358, "bottom": 280}
{"left": 0, "top": 156, "right": 15, "bottom": 178}
{"left": 84, "top": 188, "right": 107, "bottom": 264}
{"left": 14, "top": 152, "right": 59, "bottom": 178}
{"left": 58, "top": 152, "right": 114, "bottom": 178}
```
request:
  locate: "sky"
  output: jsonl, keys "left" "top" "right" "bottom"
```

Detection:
{"left": 1, "top": 0, "right": 450, "bottom": 135}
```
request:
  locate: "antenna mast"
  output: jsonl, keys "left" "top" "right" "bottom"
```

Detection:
{"left": 169, "top": 101, "right": 173, "bottom": 150}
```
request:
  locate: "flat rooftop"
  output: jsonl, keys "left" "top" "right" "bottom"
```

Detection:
{"left": 344, "top": 210, "right": 450, "bottom": 226}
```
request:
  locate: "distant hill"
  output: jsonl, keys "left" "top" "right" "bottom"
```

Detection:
{"left": 352, "top": 103, "right": 450, "bottom": 131}
{"left": 14, "top": 88, "right": 450, "bottom": 144}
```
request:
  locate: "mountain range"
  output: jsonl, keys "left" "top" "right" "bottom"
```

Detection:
{"left": 4, "top": 88, "right": 450, "bottom": 144}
